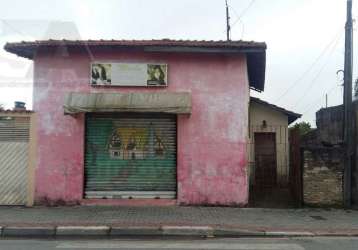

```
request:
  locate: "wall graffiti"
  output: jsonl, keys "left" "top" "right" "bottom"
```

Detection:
{"left": 108, "top": 124, "right": 166, "bottom": 160}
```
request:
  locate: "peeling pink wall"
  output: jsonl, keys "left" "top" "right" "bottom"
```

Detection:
{"left": 33, "top": 48, "right": 250, "bottom": 206}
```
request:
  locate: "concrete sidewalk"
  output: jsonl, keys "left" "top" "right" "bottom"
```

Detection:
{"left": 0, "top": 206, "right": 357, "bottom": 238}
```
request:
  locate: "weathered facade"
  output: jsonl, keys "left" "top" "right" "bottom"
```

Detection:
{"left": 301, "top": 105, "right": 345, "bottom": 207}
{"left": 5, "top": 39, "right": 266, "bottom": 206}
{"left": 316, "top": 105, "right": 344, "bottom": 146}
{"left": 314, "top": 101, "right": 358, "bottom": 207}
{"left": 302, "top": 147, "right": 344, "bottom": 207}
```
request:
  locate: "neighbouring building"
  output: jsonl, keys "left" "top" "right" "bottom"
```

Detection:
{"left": 0, "top": 105, "right": 36, "bottom": 206}
{"left": 5, "top": 39, "right": 266, "bottom": 206}
{"left": 300, "top": 102, "right": 358, "bottom": 207}
{"left": 301, "top": 105, "right": 345, "bottom": 207}
{"left": 248, "top": 97, "right": 301, "bottom": 206}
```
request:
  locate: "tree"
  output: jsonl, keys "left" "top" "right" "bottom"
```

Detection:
{"left": 290, "top": 121, "right": 312, "bottom": 136}
{"left": 0, "top": 104, "right": 4, "bottom": 111}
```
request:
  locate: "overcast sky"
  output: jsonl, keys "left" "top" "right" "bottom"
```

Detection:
{"left": 0, "top": 0, "right": 357, "bottom": 126}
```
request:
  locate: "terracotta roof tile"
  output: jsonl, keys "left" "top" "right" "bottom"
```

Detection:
{"left": 4, "top": 39, "right": 266, "bottom": 57}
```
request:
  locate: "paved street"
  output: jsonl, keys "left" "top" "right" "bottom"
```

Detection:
{"left": 1, "top": 206, "right": 358, "bottom": 231}
{"left": 0, "top": 237, "right": 358, "bottom": 250}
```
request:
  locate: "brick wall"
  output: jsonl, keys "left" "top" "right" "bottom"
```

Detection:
{"left": 303, "top": 147, "right": 344, "bottom": 207}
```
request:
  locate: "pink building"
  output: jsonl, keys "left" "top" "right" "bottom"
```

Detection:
{"left": 5, "top": 40, "right": 266, "bottom": 206}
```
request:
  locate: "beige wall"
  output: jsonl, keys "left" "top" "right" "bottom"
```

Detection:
{"left": 0, "top": 112, "right": 36, "bottom": 206}
{"left": 248, "top": 101, "right": 289, "bottom": 186}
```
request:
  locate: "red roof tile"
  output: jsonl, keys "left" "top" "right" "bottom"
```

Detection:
{"left": 5, "top": 39, "right": 266, "bottom": 51}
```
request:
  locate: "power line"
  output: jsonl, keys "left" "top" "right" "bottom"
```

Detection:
{"left": 291, "top": 32, "right": 343, "bottom": 109}
{"left": 0, "top": 19, "right": 29, "bottom": 38}
{"left": 1, "top": 19, "right": 96, "bottom": 61}
{"left": 232, "top": 0, "right": 256, "bottom": 27}
{"left": 228, "top": 6, "right": 245, "bottom": 39}
{"left": 223, "top": 0, "right": 254, "bottom": 39}
{"left": 273, "top": 29, "right": 344, "bottom": 103}
{"left": 300, "top": 84, "right": 340, "bottom": 115}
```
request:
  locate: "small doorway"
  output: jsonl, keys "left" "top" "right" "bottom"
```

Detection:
{"left": 254, "top": 132, "right": 277, "bottom": 189}
{"left": 250, "top": 132, "right": 297, "bottom": 207}
{"left": 250, "top": 132, "right": 285, "bottom": 207}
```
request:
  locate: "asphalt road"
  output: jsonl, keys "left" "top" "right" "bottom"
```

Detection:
{"left": 0, "top": 237, "right": 358, "bottom": 250}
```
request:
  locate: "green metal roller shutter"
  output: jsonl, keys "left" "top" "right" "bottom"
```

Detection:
{"left": 84, "top": 113, "right": 177, "bottom": 199}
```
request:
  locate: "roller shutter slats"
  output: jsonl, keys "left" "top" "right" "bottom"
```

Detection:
{"left": 85, "top": 114, "right": 177, "bottom": 199}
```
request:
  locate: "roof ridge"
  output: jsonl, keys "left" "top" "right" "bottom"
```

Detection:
{"left": 250, "top": 96, "right": 301, "bottom": 124}
{"left": 7, "top": 38, "right": 266, "bottom": 45}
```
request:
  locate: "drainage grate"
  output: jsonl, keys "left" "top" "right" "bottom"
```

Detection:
{"left": 310, "top": 215, "right": 327, "bottom": 221}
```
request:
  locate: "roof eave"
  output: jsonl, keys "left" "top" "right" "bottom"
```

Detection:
{"left": 4, "top": 40, "right": 267, "bottom": 91}
{"left": 247, "top": 51, "right": 266, "bottom": 92}
{"left": 250, "top": 97, "right": 302, "bottom": 124}
{"left": 288, "top": 114, "right": 302, "bottom": 125}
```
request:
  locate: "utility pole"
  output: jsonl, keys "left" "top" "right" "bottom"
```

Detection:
{"left": 225, "top": 0, "right": 231, "bottom": 41}
{"left": 343, "top": 0, "right": 354, "bottom": 208}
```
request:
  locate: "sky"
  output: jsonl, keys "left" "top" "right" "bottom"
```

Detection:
{"left": 0, "top": 0, "right": 357, "bottom": 126}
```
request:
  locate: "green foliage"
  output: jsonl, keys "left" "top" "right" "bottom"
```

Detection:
{"left": 290, "top": 121, "right": 312, "bottom": 136}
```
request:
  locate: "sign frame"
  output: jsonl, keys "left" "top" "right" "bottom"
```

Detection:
{"left": 90, "top": 62, "right": 168, "bottom": 87}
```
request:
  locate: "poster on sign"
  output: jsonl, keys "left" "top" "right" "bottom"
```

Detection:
{"left": 91, "top": 63, "right": 112, "bottom": 85}
{"left": 90, "top": 63, "right": 167, "bottom": 86}
{"left": 146, "top": 64, "right": 167, "bottom": 86}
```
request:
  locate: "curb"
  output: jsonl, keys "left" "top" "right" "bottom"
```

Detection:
{"left": 162, "top": 226, "right": 213, "bottom": 237}
{"left": 0, "top": 225, "right": 356, "bottom": 238}
{"left": 314, "top": 231, "right": 358, "bottom": 237}
{"left": 213, "top": 228, "right": 265, "bottom": 237}
{"left": 264, "top": 231, "right": 315, "bottom": 237}
{"left": 110, "top": 226, "right": 162, "bottom": 236}
{"left": 56, "top": 226, "right": 110, "bottom": 236}
{"left": 2, "top": 226, "right": 55, "bottom": 237}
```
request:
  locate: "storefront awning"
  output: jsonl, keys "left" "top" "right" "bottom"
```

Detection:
{"left": 63, "top": 92, "right": 191, "bottom": 114}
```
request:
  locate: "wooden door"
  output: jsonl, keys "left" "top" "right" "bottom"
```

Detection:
{"left": 254, "top": 133, "right": 277, "bottom": 189}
